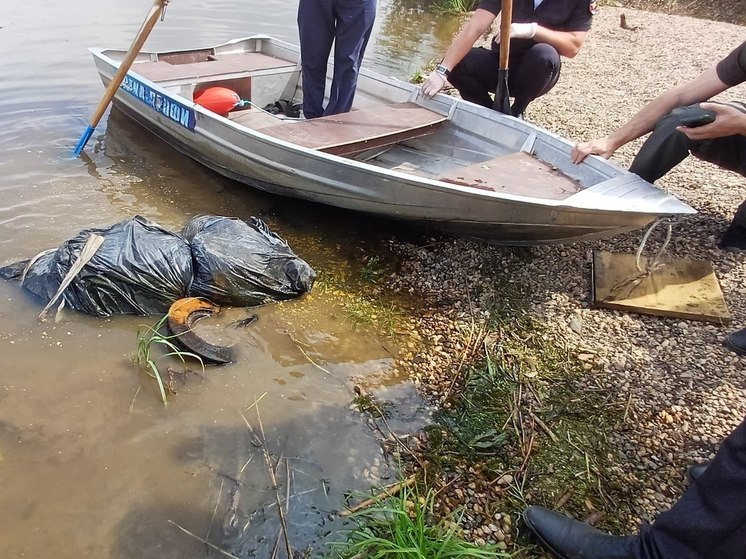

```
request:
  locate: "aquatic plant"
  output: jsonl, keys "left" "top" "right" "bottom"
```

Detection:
{"left": 134, "top": 314, "right": 205, "bottom": 405}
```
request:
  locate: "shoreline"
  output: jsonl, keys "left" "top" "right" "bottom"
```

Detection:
{"left": 384, "top": 6, "right": 745, "bottom": 550}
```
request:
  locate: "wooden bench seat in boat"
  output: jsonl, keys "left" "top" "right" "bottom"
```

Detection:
{"left": 438, "top": 152, "right": 581, "bottom": 200}
{"left": 132, "top": 52, "right": 296, "bottom": 84}
{"left": 257, "top": 102, "right": 447, "bottom": 156}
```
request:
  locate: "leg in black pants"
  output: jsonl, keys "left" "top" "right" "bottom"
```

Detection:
{"left": 634, "top": 416, "right": 746, "bottom": 559}
{"left": 509, "top": 43, "right": 560, "bottom": 116}
{"left": 629, "top": 102, "right": 746, "bottom": 246}
{"left": 448, "top": 43, "right": 561, "bottom": 116}
{"left": 629, "top": 103, "right": 746, "bottom": 183}
{"left": 523, "top": 416, "right": 746, "bottom": 559}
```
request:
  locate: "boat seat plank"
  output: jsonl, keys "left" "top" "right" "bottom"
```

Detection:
{"left": 438, "top": 152, "right": 581, "bottom": 200}
{"left": 228, "top": 109, "right": 290, "bottom": 130}
{"left": 258, "top": 103, "right": 447, "bottom": 156}
{"left": 133, "top": 52, "right": 296, "bottom": 83}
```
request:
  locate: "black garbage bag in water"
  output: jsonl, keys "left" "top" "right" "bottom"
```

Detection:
{"left": 183, "top": 215, "right": 316, "bottom": 306}
{"left": 21, "top": 216, "right": 193, "bottom": 317}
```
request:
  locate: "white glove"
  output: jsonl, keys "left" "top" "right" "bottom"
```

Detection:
{"left": 421, "top": 70, "right": 447, "bottom": 99}
{"left": 494, "top": 22, "right": 538, "bottom": 43}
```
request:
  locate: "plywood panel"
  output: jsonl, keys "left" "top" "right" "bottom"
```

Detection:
{"left": 259, "top": 103, "right": 446, "bottom": 155}
{"left": 133, "top": 52, "right": 295, "bottom": 82}
{"left": 592, "top": 250, "right": 731, "bottom": 324}
{"left": 439, "top": 152, "right": 580, "bottom": 200}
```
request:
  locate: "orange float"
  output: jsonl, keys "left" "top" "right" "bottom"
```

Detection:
{"left": 193, "top": 87, "right": 245, "bottom": 116}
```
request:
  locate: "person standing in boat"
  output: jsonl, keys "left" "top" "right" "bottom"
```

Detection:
{"left": 297, "top": 0, "right": 377, "bottom": 119}
{"left": 421, "top": 0, "right": 596, "bottom": 117}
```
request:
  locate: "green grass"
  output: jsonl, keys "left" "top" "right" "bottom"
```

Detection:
{"left": 332, "top": 482, "right": 507, "bottom": 558}
{"left": 134, "top": 314, "right": 205, "bottom": 405}
{"left": 360, "top": 255, "right": 386, "bottom": 284}
{"left": 420, "top": 300, "right": 629, "bottom": 543}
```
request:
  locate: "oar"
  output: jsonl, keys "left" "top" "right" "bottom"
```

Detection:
{"left": 493, "top": 0, "right": 513, "bottom": 115}
{"left": 74, "top": 0, "right": 168, "bottom": 156}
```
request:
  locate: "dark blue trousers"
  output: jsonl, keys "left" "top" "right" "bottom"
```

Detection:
{"left": 634, "top": 416, "right": 746, "bottom": 558}
{"left": 297, "top": 0, "right": 377, "bottom": 119}
{"left": 447, "top": 43, "right": 561, "bottom": 116}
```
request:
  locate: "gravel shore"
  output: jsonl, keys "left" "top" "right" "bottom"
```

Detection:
{"left": 386, "top": 6, "right": 745, "bottom": 541}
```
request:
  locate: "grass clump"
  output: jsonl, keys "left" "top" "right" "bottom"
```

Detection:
{"left": 360, "top": 255, "right": 386, "bottom": 284}
{"left": 134, "top": 314, "right": 205, "bottom": 405}
{"left": 332, "top": 482, "right": 507, "bottom": 558}
{"left": 421, "top": 303, "right": 627, "bottom": 541}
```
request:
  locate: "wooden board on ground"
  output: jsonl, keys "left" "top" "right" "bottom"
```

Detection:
{"left": 438, "top": 152, "right": 581, "bottom": 200}
{"left": 591, "top": 250, "right": 731, "bottom": 324}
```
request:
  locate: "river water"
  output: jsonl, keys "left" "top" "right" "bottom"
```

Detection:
{"left": 0, "top": 1, "right": 457, "bottom": 557}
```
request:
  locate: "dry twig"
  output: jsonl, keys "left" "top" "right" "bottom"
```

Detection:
{"left": 168, "top": 519, "right": 241, "bottom": 559}
{"left": 529, "top": 410, "right": 560, "bottom": 443}
{"left": 339, "top": 476, "right": 417, "bottom": 516}
{"left": 256, "top": 403, "right": 294, "bottom": 559}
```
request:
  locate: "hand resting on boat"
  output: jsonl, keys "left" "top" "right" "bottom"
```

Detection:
{"left": 422, "top": 70, "right": 448, "bottom": 99}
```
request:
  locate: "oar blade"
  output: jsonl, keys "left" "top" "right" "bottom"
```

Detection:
{"left": 73, "top": 125, "right": 96, "bottom": 157}
{"left": 495, "top": 69, "right": 511, "bottom": 115}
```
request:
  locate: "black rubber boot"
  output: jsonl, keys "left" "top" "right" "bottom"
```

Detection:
{"left": 523, "top": 507, "right": 636, "bottom": 559}
{"left": 724, "top": 327, "right": 746, "bottom": 356}
{"left": 629, "top": 105, "right": 714, "bottom": 183}
{"left": 719, "top": 201, "right": 746, "bottom": 252}
{"left": 687, "top": 462, "right": 710, "bottom": 481}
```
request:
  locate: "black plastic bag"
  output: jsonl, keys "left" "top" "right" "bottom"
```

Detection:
{"left": 21, "top": 216, "right": 193, "bottom": 317}
{"left": 183, "top": 215, "right": 315, "bottom": 306}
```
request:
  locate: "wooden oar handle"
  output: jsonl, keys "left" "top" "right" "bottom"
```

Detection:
{"left": 88, "top": 0, "right": 167, "bottom": 128}
{"left": 499, "top": 1, "right": 513, "bottom": 69}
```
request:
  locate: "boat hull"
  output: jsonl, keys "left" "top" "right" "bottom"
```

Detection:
{"left": 90, "top": 37, "right": 696, "bottom": 245}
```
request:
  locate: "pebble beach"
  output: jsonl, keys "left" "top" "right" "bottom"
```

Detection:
{"left": 384, "top": 5, "right": 745, "bottom": 544}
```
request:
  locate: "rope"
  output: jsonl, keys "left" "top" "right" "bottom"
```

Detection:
{"left": 635, "top": 217, "right": 673, "bottom": 273}
{"left": 606, "top": 218, "right": 675, "bottom": 301}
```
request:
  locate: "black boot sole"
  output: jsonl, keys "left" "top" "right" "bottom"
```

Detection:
{"left": 724, "top": 337, "right": 746, "bottom": 356}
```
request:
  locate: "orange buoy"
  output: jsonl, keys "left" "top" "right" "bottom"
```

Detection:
{"left": 193, "top": 87, "right": 245, "bottom": 116}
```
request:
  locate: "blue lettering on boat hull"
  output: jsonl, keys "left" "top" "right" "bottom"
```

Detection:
{"left": 120, "top": 74, "right": 196, "bottom": 131}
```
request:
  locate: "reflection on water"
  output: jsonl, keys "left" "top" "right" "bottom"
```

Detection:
{"left": 375, "top": 0, "right": 465, "bottom": 76}
{"left": 0, "top": 0, "right": 453, "bottom": 556}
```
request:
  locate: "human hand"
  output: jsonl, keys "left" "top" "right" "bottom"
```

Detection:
{"left": 421, "top": 70, "right": 447, "bottom": 99}
{"left": 494, "top": 22, "right": 538, "bottom": 43}
{"left": 677, "top": 102, "right": 746, "bottom": 141}
{"left": 571, "top": 137, "right": 616, "bottom": 164}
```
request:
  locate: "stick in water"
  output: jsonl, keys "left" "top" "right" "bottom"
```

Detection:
{"left": 339, "top": 476, "right": 417, "bottom": 516}
{"left": 73, "top": 0, "right": 168, "bottom": 156}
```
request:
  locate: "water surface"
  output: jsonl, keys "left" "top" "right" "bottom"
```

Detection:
{"left": 0, "top": 1, "right": 450, "bottom": 556}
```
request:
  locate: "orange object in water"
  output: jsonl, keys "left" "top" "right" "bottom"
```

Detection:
{"left": 193, "top": 87, "right": 243, "bottom": 116}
